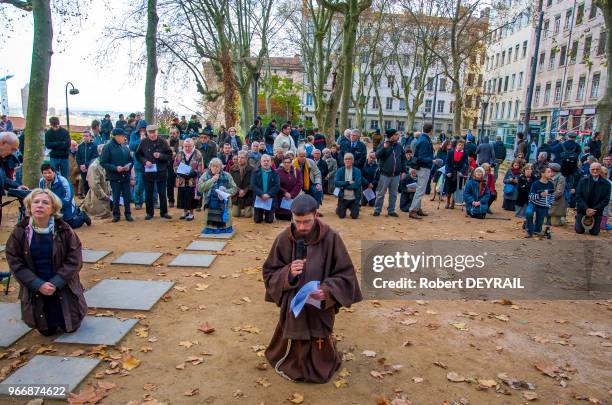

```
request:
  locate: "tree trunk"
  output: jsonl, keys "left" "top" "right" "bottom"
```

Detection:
{"left": 452, "top": 67, "right": 463, "bottom": 135}
{"left": 338, "top": 13, "right": 359, "bottom": 134}
{"left": 22, "top": 0, "right": 53, "bottom": 188}
{"left": 596, "top": 0, "right": 612, "bottom": 153}
{"left": 220, "top": 49, "right": 238, "bottom": 128}
{"left": 239, "top": 88, "right": 253, "bottom": 137}
{"left": 322, "top": 67, "right": 344, "bottom": 144}
{"left": 144, "top": 0, "right": 158, "bottom": 124}
{"left": 406, "top": 110, "right": 415, "bottom": 133}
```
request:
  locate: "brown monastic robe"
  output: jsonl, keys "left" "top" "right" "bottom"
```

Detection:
{"left": 263, "top": 220, "right": 362, "bottom": 383}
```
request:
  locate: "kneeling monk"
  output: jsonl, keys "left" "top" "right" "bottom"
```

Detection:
{"left": 263, "top": 194, "right": 362, "bottom": 383}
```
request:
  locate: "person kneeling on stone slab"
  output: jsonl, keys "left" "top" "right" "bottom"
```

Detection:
{"left": 198, "top": 158, "right": 237, "bottom": 234}
{"left": 463, "top": 167, "right": 490, "bottom": 219}
{"left": 5, "top": 188, "right": 87, "bottom": 336}
{"left": 334, "top": 153, "right": 362, "bottom": 219}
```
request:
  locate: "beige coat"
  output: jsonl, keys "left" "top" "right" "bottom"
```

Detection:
{"left": 81, "top": 159, "right": 112, "bottom": 218}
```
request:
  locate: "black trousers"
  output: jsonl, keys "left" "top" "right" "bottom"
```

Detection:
{"left": 145, "top": 178, "right": 168, "bottom": 216}
{"left": 575, "top": 213, "right": 601, "bottom": 236}
{"left": 336, "top": 198, "right": 360, "bottom": 219}
{"left": 110, "top": 180, "right": 132, "bottom": 218}
{"left": 80, "top": 172, "right": 89, "bottom": 195}
{"left": 253, "top": 207, "right": 274, "bottom": 223}
{"left": 166, "top": 166, "right": 176, "bottom": 203}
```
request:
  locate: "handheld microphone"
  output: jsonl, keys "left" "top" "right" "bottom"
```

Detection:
{"left": 296, "top": 239, "right": 306, "bottom": 260}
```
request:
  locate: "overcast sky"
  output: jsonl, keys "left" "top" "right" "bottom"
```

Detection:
{"left": 0, "top": 1, "right": 200, "bottom": 117}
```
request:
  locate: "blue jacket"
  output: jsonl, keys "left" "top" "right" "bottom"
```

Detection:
{"left": 75, "top": 141, "right": 99, "bottom": 168}
{"left": 251, "top": 167, "right": 280, "bottom": 198}
{"left": 100, "top": 138, "right": 133, "bottom": 182}
{"left": 361, "top": 161, "right": 380, "bottom": 187}
{"left": 464, "top": 178, "right": 490, "bottom": 215}
{"left": 334, "top": 166, "right": 362, "bottom": 200}
{"left": 376, "top": 141, "right": 406, "bottom": 177}
{"left": 339, "top": 140, "right": 367, "bottom": 169}
{"left": 39, "top": 174, "right": 77, "bottom": 220}
{"left": 129, "top": 120, "right": 148, "bottom": 171}
{"left": 413, "top": 134, "right": 434, "bottom": 169}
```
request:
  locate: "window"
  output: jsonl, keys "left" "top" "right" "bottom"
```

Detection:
{"left": 589, "top": 4, "right": 597, "bottom": 19}
{"left": 494, "top": 103, "right": 499, "bottom": 119}
{"left": 397, "top": 121, "right": 405, "bottom": 131}
{"left": 538, "top": 52, "right": 545, "bottom": 71}
{"left": 399, "top": 98, "right": 406, "bottom": 111}
{"left": 547, "top": 0, "right": 552, "bottom": 6}
{"left": 370, "top": 120, "right": 379, "bottom": 129}
{"left": 559, "top": 45, "right": 567, "bottom": 66}
{"left": 534, "top": 85, "right": 541, "bottom": 105}
{"left": 504, "top": 76, "right": 509, "bottom": 92}
{"left": 497, "top": 77, "right": 503, "bottom": 93}
{"left": 583, "top": 36, "right": 592, "bottom": 60}
{"left": 548, "top": 50, "right": 556, "bottom": 69}
{"left": 554, "top": 80, "right": 562, "bottom": 101}
{"left": 348, "top": 118, "right": 352, "bottom": 128}
{"left": 426, "top": 77, "right": 434, "bottom": 91}
{"left": 508, "top": 47, "right": 513, "bottom": 62}
{"left": 467, "top": 73, "right": 475, "bottom": 86}
{"left": 511, "top": 73, "right": 516, "bottom": 90}
{"left": 501, "top": 51, "right": 506, "bottom": 65}
{"left": 306, "top": 93, "right": 313, "bottom": 106}
{"left": 515, "top": 44, "right": 520, "bottom": 61}
{"left": 387, "top": 75, "right": 394, "bottom": 88}
{"left": 501, "top": 102, "right": 506, "bottom": 118}
{"left": 437, "top": 100, "right": 445, "bottom": 113}
{"left": 384, "top": 120, "right": 392, "bottom": 130}
{"left": 518, "top": 72, "right": 523, "bottom": 89}
{"left": 514, "top": 100, "right": 520, "bottom": 119}
{"left": 448, "top": 123, "right": 453, "bottom": 133}
{"left": 360, "top": 54, "right": 368, "bottom": 64}
{"left": 554, "top": 15, "right": 561, "bottom": 34}
{"left": 575, "top": 3, "right": 584, "bottom": 25}
{"left": 590, "top": 73, "right": 600, "bottom": 98}
{"left": 450, "top": 101, "right": 454, "bottom": 113}
{"left": 372, "top": 97, "right": 378, "bottom": 109}
{"left": 495, "top": 53, "right": 500, "bottom": 66}
{"left": 564, "top": 8, "right": 572, "bottom": 30}
{"left": 425, "top": 99, "right": 432, "bottom": 113}
{"left": 597, "top": 31, "right": 607, "bottom": 55}
{"left": 565, "top": 79, "right": 573, "bottom": 100}
{"left": 465, "top": 95, "right": 473, "bottom": 109}
{"left": 435, "top": 123, "right": 442, "bottom": 133}
{"left": 507, "top": 101, "right": 512, "bottom": 119}
{"left": 386, "top": 97, "right": 393, "bottom": 110}
{"left": 577, "top": 76, "right": 586, "bottom": 100}
{"left": 439, "top": 78, "right": 446, "bottom": 92}
{"left": 543, "top": 20, "right": 550, "bottom": 38}
{"left": 570, "top": 40, "right": 578, "bottom": 64}
{"left": 491, "top": 103, "right": 496, "bottom": 120}
{"left": 544, "top": 82, "right": 551, "bottom": 104}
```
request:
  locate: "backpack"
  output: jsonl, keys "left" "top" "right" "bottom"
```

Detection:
{"left": 559, "top": 143, "right": 578, "bottom": 177}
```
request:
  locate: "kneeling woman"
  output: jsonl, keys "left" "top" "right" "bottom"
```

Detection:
{"left": 198, "top": 158, "right": 237, "bottom": 234}
{"left": 463, "top": 167, "right": 490, "bottom": 219}
{"left": 5, "top": 188, "right": 87, "bottom": 336}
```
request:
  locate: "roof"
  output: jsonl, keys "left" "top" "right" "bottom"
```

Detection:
{"left": 6, "top": 116, "right": 88, "bottom": 133}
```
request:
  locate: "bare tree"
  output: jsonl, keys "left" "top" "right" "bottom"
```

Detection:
{"left": 595, "top": 0, "right": 611, "bottom": 152}
{"left": 145, "top": 0, "right": 158, "bottom": 123}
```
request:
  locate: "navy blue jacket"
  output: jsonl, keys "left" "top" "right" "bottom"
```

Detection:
{"left": 335, "top": 166, "right": 362, "bottom": 200}
{"left": 76, "top": 141, "right": 99, "bottom": 168}
{"left": 445, "top": 149, "right": 468, "bottom": 176}
{"left": 376, "top": 141, "right": 406, "bottom": 177}
{"left": 100, "top": 138, "right": 133, "bottom": 182}
{"left": 413, "top": 134, "right": 434, "bottom": 170}
{"left": 361, "top": 161, "right": 380, "bottom": 186}
{"left": 251, "top": 167, "right": 280, "bottom": 198}
{"left": 575, "top": 175, "right": 611, "bottom": 216}
{"left": 339, "top": 140, "right": 367, "bottom": 169}
{"left": 44, "top": 127, "right": 71, "bottom": 159}
{"left": 38, "top": 174, "right": 77, "bottom": 220}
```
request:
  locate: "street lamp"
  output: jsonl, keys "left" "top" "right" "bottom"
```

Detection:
{"left": 480, "top": 92, "right": 493, "bottom": 138}
{"left": 154, "top": 97, "right": 168, "bottom": 125}
{"left": 65, "top": 82, "right": 79, "bottom": 133}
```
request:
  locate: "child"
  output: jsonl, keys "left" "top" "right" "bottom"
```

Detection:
{"left": 525, "top": 166, "right": 555, "bottom": 238}
{"left": 399, "top": 168, "right": 418, "bottom": 212}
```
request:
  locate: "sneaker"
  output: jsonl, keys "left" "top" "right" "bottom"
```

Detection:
{"left": 125, "top": 216, "right": 134, "bottom": 222}
{"left": 112, "top": 217, "right": 120, "bottom": 223}
{"left": 416, "top": 210, "right": 428, "bottom": 216}
{"left": 161, "top": 213, "right": 172, "bottom": 219}
{"left": 145, "top": 215, "right": 153, "bottom": 220}
{"left": 195, "top": 207, "right": 202, "bottom": 212}
{"left": 388, "top": 212, "right": 399, "bottom": 217}
{"left": 373, "top": 212, "right": 381, "bottom": 217}
{"left": 180, "top": 213, "right": 187, "bottom": 220}
{"left": 185, "top": 214, "right": 194, "bottom": 221}
{"left": 82, "top": 212, "right": 92, "bottom": 226}
{"left": 135, "top": 204, "right": 143, "bottom": 210}
{"left": 408, "top": 211, "right": 422, "bottom": 220}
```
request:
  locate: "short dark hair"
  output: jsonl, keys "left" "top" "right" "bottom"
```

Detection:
{"left": 281, "top": 123, "right": 291, "bottom": 131}
{"left": 40, "top": 162, "right": 55, "bottom": 173}
{"left": 223, "top": 142, "right": 232, "bottom": 148}
{"left": 422, "top": 123, "right": 433, "bottom": 134}
{"left": 517, "top": 132, "right": 524, "bottom": 140}
{"left": 49, "top": 117, "right": 60, "bottom": 126}
{"left": 291, "top": 194, "right": 318, "bottom": 215}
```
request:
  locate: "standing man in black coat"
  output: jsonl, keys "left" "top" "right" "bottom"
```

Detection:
{"left": 100, "top": 129, "right": 133, "bottom": 222}
{"left": 135, "top": 125, "right": 173, "bottom": 220}
{"left": 75, "top": 130, "right": 99, "bottom": 197}
{"left": 587, "top": 132, "right": 603, "bottom": 160}
{"left": 574, "top": 162, "right": 611, "bottom": 236}
{"left": 492, "top": 135, "right": 507, "bottom": 181}
{"left": 44, "top": 116, "right": 71, "bottom": 178}
{"left": 339, "top": 129, "right": 367, "bottom": 170}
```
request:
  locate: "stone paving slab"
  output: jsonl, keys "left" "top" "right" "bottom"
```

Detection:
{"left": 82, "top": 249, "right": 112, "bottom": 263}
{"left": 0, "top": 245, "right": 5, "bottom": 252}
{"left": 199, "top": 231, "right": 234, "bottom": 239}
{"left": 84, "top": 279, "right": 174, "bottom": 310}
{"left": 0, "top": 303, "right": 31, "bottom": 348}
{"left": 54, "top": 316, "right": 138, "bottom": 345}
{"left": 111, "top": 252, "right": 163, "bottom": 266}
{"left": 185, "top": 241, "right": 226, "bottom": 252}
{"left": 0, "top": 355, "right": 100, "bottom": 398}
{"left": 169, "top": 253, "right": 216, "bottom": 268}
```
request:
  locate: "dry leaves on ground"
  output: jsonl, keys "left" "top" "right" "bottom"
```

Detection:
{"left": 288, "top": 392, "right": 304, "bottom": 404}
{"left": 198, "top": 322, "right": 215, "bottom": 334}
{"left": 122, "top": 355, "right": 141, "bottom": 371}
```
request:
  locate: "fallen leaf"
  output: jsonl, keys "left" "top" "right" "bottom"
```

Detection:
{"left": 334, "top": 378, "right": 348, "bottom": 388}
{"left": 143, "top": 383, "right": 157, "bottom": 391}
{"left": 400, "top": 319, "right": 417, "bottom": 326}
{"left": 96, "top": 381, "right": 116, "bottom": 390}
{"left": 122, "top": 355, "right": 141, "bottom": 371}
{"left": 173, "top": 286, "right": 187, "bottom": 292}
{"left": 478, "top": 379, "right": 498, "bottom": 388}
{"left": 447, "top": 372, "right": 465, "bottom": 382}
{"left": 256, "top": 377, "right": 272, "bottom": 388}
{"left": 494, "top": 314, "right": 510, "bottom": 322}
{"left": 198, "top": 322, "right": 215, "bottom": 334}
{"left": 534, "top": 362, "right": 561, "bottom": 378}
{"left": 412, "top": 377, "right": 424, "bottom": 383}
{"left": 288, "top": 392, "right": 304, "bottom": 404}
{"left": 449, "top": 322, "right": 468, "bottom": 331}
{"left": 433, "top": 361, "right": 448, "bottom": 369}
{"left": 195, "top": 283, "right": 209, "bottom": 291}
{"left": 362, "top": 350, "right": 377, "bottom": 357}
{"left": 179, "top": 341, "right": 194, "bottom": 349}
{"left": 255, "top": 361, "right": 268, "bottom": 370}
{"left": 176, "top": 362, "right": 186, "bottom": 370}
{"left": 35, "top": 345, "right": 56, "bottom": 354}
{"left": 184, "top": 388, "right": 199, "bottom": 396}
{"left": 140, "top": 346, "right": 153, "bottom": 353}
{"left": 232, "top": 324, "right": 260, "bottom": 334}
{"left": 522, "top": 391, "right": 538, "bottom": 401}
{"left": 135, "top": 328, "right": 149, "bottom": 338}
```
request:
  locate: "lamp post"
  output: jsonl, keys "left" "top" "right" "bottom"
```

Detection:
{"left": 65, "top": 82, "right": 79, "bottom": 134}
{"left": 154, "top": 97, "right": 168, "bottom": 125}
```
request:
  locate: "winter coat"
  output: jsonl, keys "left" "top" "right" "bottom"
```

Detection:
{"left": 196, "top": 140, "right": 218, "bottom": 168}
{"left": 575, "top": 175, "right": 612, "bottom": 216}
{"left": 81, "top": 159, "right": 112, "bottom": 219}
{"left": 476, "top": 137, "right": 495, "bottom": 165}
{"left": 376, "top": 141, "right": 406, "bottom": 177}
{"left": 493, "top": 140, "right": 507, "bottom": 161}
{"left": 549, "top": 173, "right": 567, "bottom": 217}
{"left": 5, "top": 218, "right": 87, "bottom": 332}
{"left": 76, "top": 141, "right": 99, "bottom": 168}
{"left": 339, "top": 140, "right": 367, "bottom": 169}
{"left": 251, "top": 167, "right": 280, "bottom": 198}
{"left": 44, "top": 127, "right": 71, "bottom": 159}
{"left": 335, "top": 166, "right": 363, "bottom": 200}
{"left": 135, "top": 137, "right": 173, "bottom": 181}
{"left": 464, "top": 178, "right": 490, "bottom": 215}
{"left": 173, "top": 149, "right": 204, "bottom": 188}
{"left": 229, "top": 163, "right": 255, "bottom": 208}
{"left": 413, "top": 134, "right": 434, "bottom": 169}
{"left": 100, "top": 138, "right": 133, "bottom": 182}
{"left": 361, "top": 161, "right": 380, "bottom": 187}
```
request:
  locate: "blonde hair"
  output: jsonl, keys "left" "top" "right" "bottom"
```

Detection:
{"left": 23, "top": 188, "right": 63, "bottom": 219}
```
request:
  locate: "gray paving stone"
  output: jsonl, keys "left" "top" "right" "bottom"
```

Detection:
{"left": 0, "top": 303, "right": 31, "bottom": 348}
{"left": 84, "top": 279, "right": 174, "bottom": 310}
{"left": 169, "top": 253, "right": 216, "bottom": 268}
{"left": 186, "top": 240, "right": 226, "bottom": 251}
{"left": 111, "top": 252, "right": 163, "bottom": 266}
{"left": 0, "top": 245, "right": 5, "bottom": 252}
{"left": 82, "top": 249, "right": 112, "bottom": 263}
{"left": 199, "top": 231, "right": 234, "bottom": 239}
{"left": 0, "top": 355, "right": 100, "bottom": 398}
{"left": 54, "top": 316, "right": 138, "bottom": 345}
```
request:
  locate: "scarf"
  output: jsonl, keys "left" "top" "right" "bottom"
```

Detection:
{"left": 453, "top": 149, "right": 464, "bottom": 162}
{"left": 293, "top": 159, "right": 309, "bottom": 190}
{"left": 184, "top": 149, "right": 194, "bottom": 162}
{"left": 30, "top": 216, "right": 55, "bottom": 234}
{"left": 511, "top": 167, "right": 521, "bottom": 176}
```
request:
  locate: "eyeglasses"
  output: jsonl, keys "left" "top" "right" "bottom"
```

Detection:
{"left": 589, "top": 168, "right": 600, "bottom": 172}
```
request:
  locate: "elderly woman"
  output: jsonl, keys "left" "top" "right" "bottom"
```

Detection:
{"left": 549, "top": 163, "right": 567, "bottom": 226}
{"left": 5, "top": 188, "right": 87, "bottom": 336}
{"left": 81, "top": 144, "right": 112, "bottom": 219}
{"left": 198, "top": 157, "right": 237, "bottom": 233}
{"left": 444, "top": 139, "right": 467, "bottom": 209}
{"left": 275, "top": 154, "right": 303, "bottom": 220}
{"left": 174, "top": 138, "right": 204, "bottom": 221}
{"left": 463, "top": 167, "right": 490, "bottom": 219}
{"left": 322, "top": 148, "right": 337, "bottom": 195}
{"left": 502, "top": 159, "right": 523, "bottom": 211}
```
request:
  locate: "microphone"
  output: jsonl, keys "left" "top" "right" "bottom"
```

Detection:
{"left": 296, "top": 239, "right": 306, "bottom": 260}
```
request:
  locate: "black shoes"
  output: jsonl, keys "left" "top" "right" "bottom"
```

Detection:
{"left": 82, "top": 212, "right": 92, "bottom": 226}
{"left": 145, "top": 215, "right": 153, "bottom": 220}
{"left": 388, "top": 212, "right": 399, "bottom": 217}
{"left": 112, "top": 217, "right": 120, "bottom": 223}
{"left": 125, "top": 216, "right": 134, "bottom": 222}
{"left": 161, "top": 213, "right": 172, "bottom": 219}
{"left": 373, "top": 212, "right": 380, "bottom": 217}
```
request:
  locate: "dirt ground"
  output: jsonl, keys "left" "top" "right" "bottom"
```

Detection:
{"left": 0, "top": 189, "right": 610, "bottom": 405}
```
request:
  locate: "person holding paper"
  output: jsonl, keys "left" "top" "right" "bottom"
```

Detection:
{"left": 173, "top": 138, "right": 204, "bottom": 221}
{"left": 275, "top": 154, "right": 303, "bottom": 221}
{"left": 100, "top": 128, "right": 134, "bottom": 222}
{"left": 334, "top": 153, "right": 362, "bottom": 219}
{"left": 262, "top": 194, "right": 362, "bottom": 383}
{"left": 135, "top": 125, "right": 173, "bottom": 220}
{"left": 197, "top": 158, "right": 237, "bottom": 233}
{"left": 360, "top": 151, "right": 380, "bottom": 207}
{"left": 251, "top": 154, "right": 280, "bottom": 224}
{"left": 229, "top": 151, "right": 255, "bottom": 218}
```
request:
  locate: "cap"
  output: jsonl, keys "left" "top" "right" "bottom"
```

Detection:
{"left": 385, "top": 128, "right": 397, "bottom": 138}
{"left": 146, "top": 124, "right": 158, "bottom": 132}
{"left": 112, "top": 128, "right": 126, "bottom": 136}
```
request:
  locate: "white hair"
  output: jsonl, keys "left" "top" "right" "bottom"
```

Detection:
{"left": 344, "top": 152, "right": 354, "bottom": 160}
{"left": 297, "top": 147, "right": 307, "bottom": 156}
{"left": 183, "top": 138, "right": 194, "bottom": 146}
{"left": 0, "top": 131, "right": 18, "bottom": 144}
{"left": 343, "top": 129, "right": 352, "bottom": 138}
{"left": 474, "top": 167, "right": 485, "bottom": 177}
{"left": 208, "top": 157, "right": 223, "bottom": 169}
{"left": 237, "top": 150, "right": 248, "bottom": 158}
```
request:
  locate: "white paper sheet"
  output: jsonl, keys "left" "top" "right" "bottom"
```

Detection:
{"left": 145, "top": 163, "right": 157, "bottom": 173}
{"left": 215, "top": 189, "right": 230, "bottom": 200}
{"left": 333, "top": 187, "right": 340, "bottom": 197}
{"left": 280, "top": 198, "right": 293, "bottom": 210}
{"left": 363, "top": 187, "right": 376, "bottom": 201}
{"left": 254, "top": 196, "right": 273, "bottom": 211}
{"left": 176, "top": 162, "right": 192, "bottom": 175}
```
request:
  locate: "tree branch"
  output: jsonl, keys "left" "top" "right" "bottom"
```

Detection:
{"left": 0, "top": 0, "right": 32, "bottom": 11}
